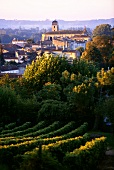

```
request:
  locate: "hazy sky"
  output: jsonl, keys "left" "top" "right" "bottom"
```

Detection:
{"left": 0, "top": 0, "right": 114, "bottom": 21}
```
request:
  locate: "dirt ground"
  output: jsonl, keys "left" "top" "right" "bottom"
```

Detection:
{"left": 97, "top": 149, "right": 114, "bottom": 170}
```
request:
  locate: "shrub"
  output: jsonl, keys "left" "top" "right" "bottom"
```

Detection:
{"left": 20, "top": 149, "right": 63, "bottom": 170}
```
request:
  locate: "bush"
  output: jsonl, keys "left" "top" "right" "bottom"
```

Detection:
{"left": 63, "top": 136, "right": 107, "bottom": 170}
{"left": 20, "top": 149, "right": 63, "bottom": 170}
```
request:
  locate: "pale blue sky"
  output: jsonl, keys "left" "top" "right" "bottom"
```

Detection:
{"left": 0, "top": 0, "right": 114, "bottom": 21}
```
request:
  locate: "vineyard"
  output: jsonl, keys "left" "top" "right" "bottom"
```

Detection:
{"left": 0, "top": 121, "right": 107, "bottom": 170}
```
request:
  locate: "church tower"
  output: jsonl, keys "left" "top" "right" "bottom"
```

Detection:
{"left": 83, "top": 26, "right": 88, "bottom": 35}
{"left": 52, "top": 20, "right": 59, "bottom": 32}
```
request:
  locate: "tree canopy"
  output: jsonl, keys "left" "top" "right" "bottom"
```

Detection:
{"left": 92, "top": 24, "right": 112, "bottom": 37}
{"left": 81, "top": 32, "right": 113, "bottom": 67}
{"left": 23, "top": 54, "right": 70, "bottom": 91}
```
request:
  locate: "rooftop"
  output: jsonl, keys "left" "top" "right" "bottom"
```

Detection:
{"left": 45, "top": 30, "right": 84, "bottom": 35}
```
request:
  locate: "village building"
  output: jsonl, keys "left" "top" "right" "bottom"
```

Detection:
{"left": 42, "top": 20, "right": 90, "bottom": 41}
{"left": 12, "top": 38, "right": 27, "bottom": 47}
{"left": 41, "top": 20, "right": 90, "bottom": 50}
{"left": 36, "top": 47, "right": 80, "bottom": 64}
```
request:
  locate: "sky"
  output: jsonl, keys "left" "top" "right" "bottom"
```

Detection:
{"left": 0, "top": 0, "right": 114, "bottom": 21}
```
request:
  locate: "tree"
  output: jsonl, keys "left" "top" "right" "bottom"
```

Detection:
{"left": 37, "top": 100, "right": 69, "bottom": 122}
{"left": 97, "top": 67, "right": 114, "bottom": 95}
{"left": 92, "top": 35, "right": 112, "bottom": 63}
{"left": 81, "top": 35, "right": 113, "bottom": 67}
{"left": 93, "top": 67, "right": 114, "bottom": 130}
{"left": 109, "top": 47, "right": 114, "bottom": 67}
{"left": 72, "top": 59, "right": 99, "bottom": 77}
{"left": 64, "top": 81, "right": 95, "bottom": 113}
{"left": 24, "top": 54, "right": 70, "bottom": 91}
{"left": 81, "top": 42, "right": 102, "bottom": 63}
{"left": 37, "top": 83, "right": 62, "bottom": 101}
{"left": 92, "top": 24, "right": 112, "bottom": 37}
{"left": 94, "top": 96, "right": 114, "bottom": 131}
{"left": 0, "top": 86, "right": 18, "bottom": 123}
{"left": 75, "top": 46, "right": 84, "bottom": 56}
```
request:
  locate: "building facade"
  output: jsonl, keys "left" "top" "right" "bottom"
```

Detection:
{"left": 42, "top": 20, "right": 90, "bottom": 42}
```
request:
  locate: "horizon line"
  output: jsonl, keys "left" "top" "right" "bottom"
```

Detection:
{"left": 0, "top": 18, "right": 114, "bottom": 22}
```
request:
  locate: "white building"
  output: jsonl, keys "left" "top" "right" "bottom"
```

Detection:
{"left": 12, "top": 38, "right": 27, "bottom": 47}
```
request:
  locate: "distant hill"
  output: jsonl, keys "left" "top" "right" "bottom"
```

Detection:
{"left": 0, "top": 18, "right": 114, "bottom": 30}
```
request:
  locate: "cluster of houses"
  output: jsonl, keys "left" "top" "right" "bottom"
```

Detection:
{"left": 0, "top": 20, "right": 91, "bottom": 76}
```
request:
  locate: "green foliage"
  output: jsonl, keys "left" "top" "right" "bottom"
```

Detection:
{"left": 72, "top": 59, "right": 98, "bottom": 77}
{"left": 16, "top": 95, "right": 40, "bottom": 123}
{"left": 0, "top": 164, "right": 9, "bottom": 170}
{"left": 4, "top": 122, "right": 16, "bottom": 130}
{"left": 0, "top": 38, "right": 113, "bottom": 170}
{"left": 40, "top": 135, "right": 90, "bottom": 162}
{"left": 40, "top": 121, "right": 76, "bottom": 138}
{"left": 0, "top": 86, "right": 40, "bottom": 124}
{"left": 0, "top": 74, "right": 11, "bottom": 87}
{"left": 0, "top": 122, "right": 31, "bottom": 137}
{"left": 63, "top": 122, "right": 88, "bottom": 139}
{"left": 1, "top": 121, "right": 46, "bottom": 138}
{"left": 82, "top": 30, "right": 113, "bottom": 67}
{"left": 109, "top": 47, "right": 114, "bottom": 67}
{"left": 37, "top": 83, "right": 62, "bottom": 101}
{"left": 64, "top": 81, "right": 95, "bottom": 114}
{"left": 92, "top": 35, "right": 113, "bottom": 63}
{"left": 94, "top": 96, "right": 114, "bottom": 126}
{"left": 24, "top": 54, "right": 70, "bottom": 91}
{"left": 96, "top": 67, "right": 114, "bottom": 96}
{"left": 20, "top": 150, "right": 63, "bottom": 170}
{"left": 37, "top": 100, "right": 69, "bottom": 121}
{"left": 63, "top": 136, "right": 107, "bottom": 170}
{"left": 0, "top": 86, "right": 18, "bottom": 123}
{"left": 92, "top": 24, "right": 112, "bottom": 37}
{"left": 81, "top": 43, "right": 102, "bottom": 63}
{"left": 97, "top": 67, "right": 114, "bottom": 86}
{"left": 23, "top": 121, "right": 60, "bottom": 137}
{"left": 0, "top": 121, "right": 106, "bottom": 170}
{"left": 11, "top": 77, "right": 32, "bottom": 99}
{"left": 76, "top": 46, "right": 84, "bottom": 55}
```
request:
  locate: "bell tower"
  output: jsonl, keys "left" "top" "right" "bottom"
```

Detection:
{"left": 52, "top": 20, "right": 59, "bottom": 32}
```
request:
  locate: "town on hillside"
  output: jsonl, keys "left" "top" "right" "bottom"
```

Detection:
{"left": 0, "top": 20, "right": 113, "bottom": 78}
{"left": 0, "top": 19, "right": 114, "bottom": 170}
